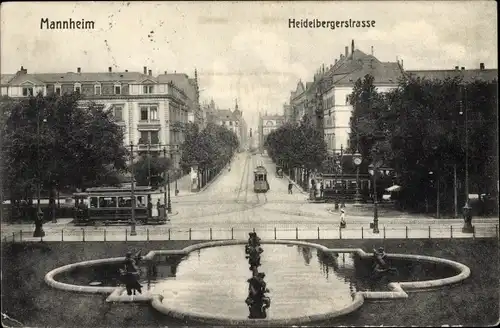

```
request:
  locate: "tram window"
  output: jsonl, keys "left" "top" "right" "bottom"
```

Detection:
{"left": 90, "top": 197, "right": 98, "bottom": 208}
{"left": 99, "top": 197, "right": 117, "bottom": 208}
{"left": 118, "top": 197, "right": 133, "bottom": 207}
{"left": 137, "top": 196, "right": 146, "bottom": 207}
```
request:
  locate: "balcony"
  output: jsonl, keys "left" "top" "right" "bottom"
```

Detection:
{"left": 170, "top": 121, "right": 186, "bottom": 132}
{"left": 137, "top": 143, "right": 161, "bottom": 152}
{"left": 137, "top": 120, "right": 161, "bottom": 130}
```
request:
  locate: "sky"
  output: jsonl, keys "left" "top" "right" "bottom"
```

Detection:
{"left": 1, "top": 1, "right": 497, "bottom": 129}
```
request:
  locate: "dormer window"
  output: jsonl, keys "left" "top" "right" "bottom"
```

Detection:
{"left": 143, "top": 85, "right": 154, "bottom": 94}
{"left": 94, "top": 84, "right": 101, "bottom": 95}
{"left": 74, "top": 83, "right": 81, "bottom": 94}
{"left": 54, "top": 84, "right": 61, "bottom": 96}
{"left": 22, "top": 86, "right": 34, "bottom": 97}
{"left": 114, "top": 83, "right": 121, "bottom": 95}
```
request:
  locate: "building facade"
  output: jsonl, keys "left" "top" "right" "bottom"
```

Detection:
{"left": 0, "top": 66, "right": 200, "bottom": 169}
{"left": 258, "top": 113, "right": 285, "bottom": 150}
{"left": 205, "top": 99, "right": 247, "bottom": 150}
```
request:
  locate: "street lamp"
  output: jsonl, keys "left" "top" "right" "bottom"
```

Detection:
{"left": 175, "top": 168, "right": 179, "bottom": 196}
{"left": 459, "top": 85, "right": 473, "bottom": 233}
{"left": 340, "top": 145, "right": 345, "bottom": 208}
{"left": 368, "top": 160, "right": 383, "bottom": 234}
{"left": 129, "top": 143, "right": 137, "bottom": 236}
{"left": 33, "top": 113, "right": 47, "bottom": 238}
{"left": 167, "top": 171, "right": 172, "bottom": 214}
{"left": 352, "top": 150, "right": 363, "bottom": 204}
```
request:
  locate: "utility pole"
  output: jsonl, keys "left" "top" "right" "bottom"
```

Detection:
{"left": 454, "top": 164, "right": 458, "bottom": 218}
{"left": 130, "top": 144, "right": 137, "bottom": 236}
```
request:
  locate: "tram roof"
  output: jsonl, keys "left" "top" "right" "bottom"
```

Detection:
{"left": 254, "top": 166, "right": 267, "bottom": 173}
{"left": 73, "top": 186, "right": 157, "bottom": 196}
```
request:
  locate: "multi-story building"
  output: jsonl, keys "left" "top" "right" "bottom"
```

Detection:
{"left": 320, "top": 41, "right": 402, "bottom": 155}
{"left": 287, "top": 40, "right": 402, "bottom": 156}
{"left": 0, "top": 66, "right": 197, "bottom": 169}
{"left": 205, "top": 99, "right": 247, "bottom": 150}
{"left": 258, "top": 113, "right": 285, "bottom": 150}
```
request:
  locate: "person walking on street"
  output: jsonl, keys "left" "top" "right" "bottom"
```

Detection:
{"left": 288, "top": 181, "right": 293, "bottom": 194}
{"left": 340, "top": 208, "right": 346, "bottom": 228}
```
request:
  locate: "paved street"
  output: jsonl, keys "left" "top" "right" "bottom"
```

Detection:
{"left": 1, "top": 152, "right": 498, "bottom": 241}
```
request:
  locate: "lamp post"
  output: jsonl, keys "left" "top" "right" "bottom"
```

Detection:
{"left": 162, "top": 146, "right": 168, "bottom": 218}
{"left": 167, "top": 171, "right": 172, "bottom": 214}
{"left": 129, "top": 143, "right": 137, "bottom": 236}
{"left": 352, "top": 150, "right": 363, "bottom": 204}
{"left": 147, "top": 143, "right": 151, "bottom": 186}
{"left": 368, "top": 161, "right": 382, "bottom": 234}
{"left": 340, "top": 144, "right": 345, "bottom": 208}
{"left": 460, "top": 85, "right": 473, "bottom": 232}
{"left": 175, "top": 168, "right": 179, "bottom": 196}
{"left": 33, "top": 110, "right": 47, "bottom": 238}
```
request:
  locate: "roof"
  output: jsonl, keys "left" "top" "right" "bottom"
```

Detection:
{"left": 7, "top": 71, "right": 155, "bottom": 85}
{"left": 405, "top": 69, "right": 498, "bottom": 82}
{"left": 1, "top": 74, "right": 15, "bottom": 85}
{"left": 216, "top": 109, "right": 236, "bottom": 120}
{"left": 158, "top": 73, "right": 197, "bottom": 108}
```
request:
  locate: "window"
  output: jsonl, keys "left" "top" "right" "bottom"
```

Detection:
{"left": 90, "top": 197, "right": 98, "bottom": 208}
{"left": 118, "top": 196, "right": 133, "bottom": 207}
{"left": 140, "top": 105, "right": 158, "bottom": 122}
{"left": 139, "top": 131, "right": 159, "bottom": 144}
{"left": 22, "top": 87, "right": 34, "bottom": 96}
{"left": 114, "top": 84, "right": 121, "bottom": 95}
{"left": 141, "top": 107, "right": 148, "bottom": 121}
{"left": 94, "top": 84, "right": 101, "bottom": 95}
{"left": 229, "top": 121, "right": 233, "bottom": 126}
{"left": 55, "top": 85, "right": 61, "bottom": 96}
{"left": 113, "top": 106, "right": 123, "bottom": 121}
{"left": 98, "top": 197, "right": 117, "bottom": 208}
{"left": 143, "top": 85, "right": 154, "bottom": 94}
{"left": 74, "top": 83, "right": 81, "bottom": 94}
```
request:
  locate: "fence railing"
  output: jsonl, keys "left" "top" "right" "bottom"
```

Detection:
{"left": 2, "top": 224, "right": 498, "bottom": 243}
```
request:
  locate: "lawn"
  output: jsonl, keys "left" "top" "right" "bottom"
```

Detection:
{"left": 1, "top": 238, "right": 498, "bottom": 327}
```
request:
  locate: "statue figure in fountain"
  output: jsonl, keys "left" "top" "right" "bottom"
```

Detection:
{"left": 372, "top": 247, "right": 398, "bottom": 277}
{"left": 246, "top": 232, "right": 263, "bottom": 270}
{"left": 120, "top": 251, "right": 143, "bottom": 295}
{"left": 246, "top": 272, "right": 271, "bottom": 319}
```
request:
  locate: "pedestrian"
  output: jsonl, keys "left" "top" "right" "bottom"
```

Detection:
{"left": 340, "top": 208, "right": 346, "bottom": 228}
{"left": 147, "top": 196, "right": 153, "bottom": 223}
{"left": 288, "top": 181, "right": 293, "bottom": 194}
{"left": 320, "top": 182, "right": 324, "bottom": 198}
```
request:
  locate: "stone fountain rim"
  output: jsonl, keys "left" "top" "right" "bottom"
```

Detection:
{"left": 44, "top": 239, "right": 471, "bottom": 325}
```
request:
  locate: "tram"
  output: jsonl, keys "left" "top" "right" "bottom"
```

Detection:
{"left": 72, "top": 186, "right": 166, "bottom": 226}
{"left": 254, "top": 166, "right": 270, "bottom": 193}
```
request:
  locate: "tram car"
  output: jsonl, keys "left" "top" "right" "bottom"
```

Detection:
{"left": 72, "top": 186, "right": 166, "bottom": 226}
{"left": 254, "top": 166, "right": 270, "bottom": 193}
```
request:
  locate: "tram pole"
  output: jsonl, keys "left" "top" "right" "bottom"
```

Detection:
{"left": 130, "top": 143, "right": 137, "bottom": 236}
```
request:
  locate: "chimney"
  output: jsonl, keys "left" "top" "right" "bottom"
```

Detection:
{"left": 143, "top": 66, "right": 147, "bottom": 74}
{"left": 480, "top": 63, "right": 485, "bottom": 70}
{"left": 455, "top": 66, "right": 459, "bottom": 70}
{"left": 371, "top": 46, "right": 374, "bottom": 56}
{"left": 345, "top": 46, "right": 349, "bottom": 57}
{"left": 164, "top": 71, "right": 167, "bottom": 74}
{"left": 20, "top": 66, "right": 27, "bottom": 74}
{"left": 108, "top": 67, "right": 112, "bottom": 73}
{"left": 77, "top": 67, "right": 81, "bottom": 73}
{"left": 340, "top": 54, "right": 344, "bottom": 59}
{"left": 401, "top": 59, "right": 403, "bottom": 68}
{"left": 148, "top": 69, "right": 152, "bottom": 76}
{"left": 125, "top": 69, "right": 128, "bottom": 72}
{"left": 351, "top": 39, "right": 355, "bottom": 55}
{"left": 461, "top": 67, "right": 465, "bottom": 70}
{"left": 335, "top": 59, "right": 338, "bottom": 65}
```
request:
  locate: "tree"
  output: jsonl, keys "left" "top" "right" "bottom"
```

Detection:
{"left": 264, "top": 116, "right": 326, "bottom": 172}
{"left": 132, "top": 155, "right": 171, "bottom": 187}
{"left": 180, "top": 122, "right": 238, "bottom": 173}
{"left": 1, "top": 93, "right": 128, "bottom": 220}
{"left": 348, "top": 73, "right": 498, "bottom": 213}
